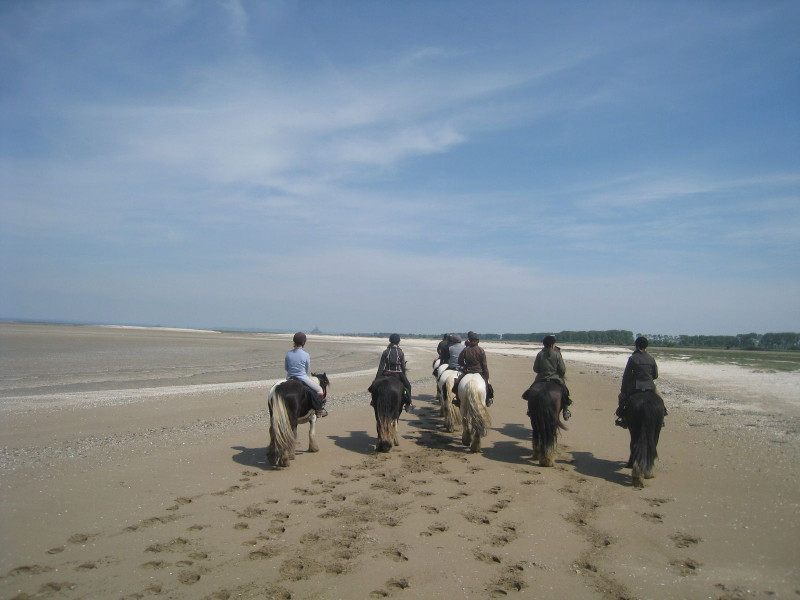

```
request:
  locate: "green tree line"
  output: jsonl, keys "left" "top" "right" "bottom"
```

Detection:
{"left": 640, "top": 332, "right": 800, "bottom": 351}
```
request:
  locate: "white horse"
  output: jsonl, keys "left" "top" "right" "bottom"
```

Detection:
{"left": 458, "top": 374, "right": 492, "bottom": 453}
{"left": 437, "top": 368, "right": 462, "bottom": 432}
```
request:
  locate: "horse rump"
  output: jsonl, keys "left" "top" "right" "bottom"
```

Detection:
{"left": 369, "top": 376, "right": 404, "bottom": 452}
{"left": 267, "top": 380, "right": 300, "bottom": 467}
{"left": 524, "top": 381, "right": 565, "bottom": 467}
{"left": 627, "top": 391, "right": 665, "bottom": 487}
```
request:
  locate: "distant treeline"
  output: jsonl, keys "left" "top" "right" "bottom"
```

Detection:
{"left": 640, "top": 332, "right": 800, "bottom": 351}
{"left": 352, "top": 330, "right": 800, "bottom": 351}
{"left": 357, "top": 330, "right": 634, "bottom": 345}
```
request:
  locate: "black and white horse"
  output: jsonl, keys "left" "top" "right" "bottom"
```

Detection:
{"left": 368, "top": 375, "right": 405, "bottom": 452}
{"left": 457, "top": 373, "right": 491, "bottom": 453}
{"left": 625, "top": 391, "right": 665, "bottom": 487}
{"left": 266, "top": 373, "right": 329, "bottom": 468}
{"left": 522, "top": 381, "right": 566, "bottom": 467}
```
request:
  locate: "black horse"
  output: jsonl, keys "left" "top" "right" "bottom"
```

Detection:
{"left": 625, "top": 390, "right": 665, "bottom": 487}
{"left": 266, "top": 373, "right": 329, "bottom": 468}
{"left": 368, "top": 375, "right": 405, "bottom": 452}
{"left": 522, "top": 381, "right": 566, "bottom": 467}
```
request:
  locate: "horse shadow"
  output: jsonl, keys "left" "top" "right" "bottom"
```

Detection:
{"left": 231, "top": 445, "right": 270, "bottom": 470}
{"left": 569, "top": 451, "right": 630, "bottom": 486}
{"left": 496, "top": 421, "right": 531, "bottom": 442}
{"left": 480, "top": 439, "right": 534, "bottom": 465}
{"left": 328, "top": 430, "right": 376, "bottom": 455}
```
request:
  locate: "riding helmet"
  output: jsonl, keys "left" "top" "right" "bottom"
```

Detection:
{"left": 389, "top": 333, "right": 401, "bottom": 344}
{"left": 543, "top": 334, "right": 556, "bottom": 347}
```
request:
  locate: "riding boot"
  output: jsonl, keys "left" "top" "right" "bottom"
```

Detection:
{"left": 403, "top": 388, "right": 414, "bottom": 412}
{"left": 614, "top": 395, "right": 627, "bottom": 428}
{"left": 311, "top": 393, "right": 328, "bottom": 417}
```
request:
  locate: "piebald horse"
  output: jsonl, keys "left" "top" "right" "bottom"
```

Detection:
{"left": 266, "top": 373, "right": 329, "bottom": 468}
{"left": 457, "top": 373, "right": 492, "bottom": 453}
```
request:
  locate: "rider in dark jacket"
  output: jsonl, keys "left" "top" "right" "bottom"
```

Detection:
{"left": 532, "top": 335, "right": 573, "bottom": 420}
{"left": 453, "top": 331, "right": 494, "bottom": 405}
{"left": 375, "top": 333, "right": 413, "bottom": 412}
{"left": 616, "top": 336, "right": 660, "bottom": 428}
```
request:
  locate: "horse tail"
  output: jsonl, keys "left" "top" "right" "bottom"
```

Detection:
{"left": 372, "top": 378, "right": 401, "bottom": 452}
{"left": 533, "top": 382, "right": 563, "bottom": 466}
{"left": 441, "top": 372, "right": 461, "bottom": 432}
{"left": 462, "top": 375, "right": 491, "bottom": 438}
{"left": 267, "top": 384, "right": 295, "bottom": 467}
{"left": 631, "top": 392, "right": 664, "bottom": 485}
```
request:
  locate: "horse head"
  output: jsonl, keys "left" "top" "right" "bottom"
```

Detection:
{"left": 312, "top": 372, "right": 330, "bottom": 398}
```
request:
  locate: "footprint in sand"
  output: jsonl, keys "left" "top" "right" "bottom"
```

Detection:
{"left": 145, "top": 537, "right": 189, "bottom": 553}
{"left": 641, "top": 512, "right": 664, "bottom": 524}
{"left": 382, "top": 545, "right": 409, "bottom": 562}
{"left": 67, "top": 532, "right": 98, "bottom": 544}
{"left": 490, "top": 524, "right": 519, "bottom": 547}
{"left": 8, "top": 564, "right": 54, "bottom": 576}
{"left": 488, "top": 563, "right": 527, "bottom": 597}
{"left": 120, "top": 583, "right": 162, "bottom": 599}
{"left": 178, "top": 570, "right": 201, "bottom": 584}
{"left": 473, "top": 548, "right": 502, "bottom": 564}
{"left": 420, "top": 522, "right": 448, "bottom": 536}
{"left": 670, "top": 532, "right": 702, "bottom": 548}
{"left": 669, "top": 558, "right": 702, "bottom": 576}
{"left": 644, "top": 496, "right": 674, "bottom": 508}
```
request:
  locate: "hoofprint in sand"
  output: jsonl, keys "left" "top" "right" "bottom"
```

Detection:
{"left": 1, "top": 330, "right": 798, "bottom": 599}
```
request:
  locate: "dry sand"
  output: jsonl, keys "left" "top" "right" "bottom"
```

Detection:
{"left": 1, "top": 325, "right": 798, "bottom": 599}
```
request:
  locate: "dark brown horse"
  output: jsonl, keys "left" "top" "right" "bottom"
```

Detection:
{"left": 522, "top": 381, "right": 566, "bottom": 467}
{"left": 625, "top": 391, "right": 665, "bottom": 487}
{"left": 266, "top": 373, "right": 329, "bottom": 468}
{"left": 368, "top": 375, "right": 405, "bottom": 452}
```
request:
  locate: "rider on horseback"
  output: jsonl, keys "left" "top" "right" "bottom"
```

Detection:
{"left": 453, "top": 331, "right": 494, "bottom": 406}
{"left": 285, "top": 332, "right": 328, "bottom": 417}
{"left": 532, "top": 335, "right": 573, "bottom": 420}
{"left": 616, "top": 336, "right": 662, "bottom": 428}
{"left": 374, "top": 333, "right": 414, "bottom": 412}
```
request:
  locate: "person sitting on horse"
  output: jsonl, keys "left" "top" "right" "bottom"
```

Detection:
{"left": 374, "top": 333, "right": 414, "bottom": 412}
{"left": 453, "top": 331, "right": 494, "bottom": 406}
{"left": 532, "top": 334, "right": 573, "bottom": 420}
{"left": 446, "top": 334, "right": 466, "bottom": 371}
{"left": 616, "top": 336, "right": 663, "bottom": 428}
{"left": 436, "top": 333, "right": 450, "bottom": 365}
{"left": 285, "top": 331, "right": 327, "bottom": 417}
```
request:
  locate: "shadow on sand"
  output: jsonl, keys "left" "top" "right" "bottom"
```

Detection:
{"left": 231, "top": 445, "right": 270, "bottom": 470}
{"left": 570, "top": 450, "right": 630, "bottom": 486}
{"left": 328, "top": 430, "right": 376, "bottom": 455}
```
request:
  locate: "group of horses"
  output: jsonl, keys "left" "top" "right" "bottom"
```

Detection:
{"left": 264, "top": 357, "right": 665, "bottom": 488}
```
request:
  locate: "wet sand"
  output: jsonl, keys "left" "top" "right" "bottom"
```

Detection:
{"left": 1, "top": 324, "right": 798, "bottom": 599}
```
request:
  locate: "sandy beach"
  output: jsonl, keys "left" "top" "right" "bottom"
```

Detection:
{"left": 1, "top": 323, "right": 798, "bottom": 600}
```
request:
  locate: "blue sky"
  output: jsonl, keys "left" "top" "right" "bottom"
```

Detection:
{"left": 1, "top": 1, "right": 799, "bottom": 335}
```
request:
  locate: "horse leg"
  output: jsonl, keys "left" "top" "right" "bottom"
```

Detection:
{"left": 470, "top": 432, "right": 482, "bottom": 453}
{"left": 289, "top": 425, "right": 298, "bottom": 460}
{"left": 462, "top": 424, "right": 472, "bottom": 447}
{"left": 307, "top": 415, "right": 319, "bottom": 453}
{"left": 392, "top": 418, "right": 400, "bottom": 446}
